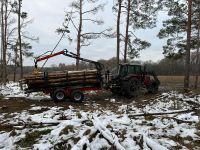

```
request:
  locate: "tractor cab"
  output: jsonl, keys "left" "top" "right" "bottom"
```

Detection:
{"left": 118, "top": 63, "right": 144, "bottom": 77}
{"left": 107, "top": 63, "right": 160, "bottom": 97}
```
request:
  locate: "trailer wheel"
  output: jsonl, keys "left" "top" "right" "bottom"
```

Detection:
{"left": 71, "top": 90, "right": 84, "bottom": 103}
{"left": 52, "top": 89, "right": 66, "bottom": 102}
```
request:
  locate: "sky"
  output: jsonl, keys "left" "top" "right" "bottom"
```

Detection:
{"left": 22, "top": 0, "right": 167, "bottom": 67}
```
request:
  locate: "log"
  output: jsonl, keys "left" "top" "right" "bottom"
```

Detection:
{"left": 25, "top": 75, "right": 98, "bottom": 84}
{"left": 27, "top": 79, "right": 100, "bottom": 89}
{"left": 92, "top": 116, "right": 126, "bottom": 150}
{"left": 128, "top": 109, "right": 195, "bottom": 118}
{"left": 24, "top": 70, "right": 98, "bottom": 80}
{"left": 25, "top": 72, "right": 98, "bottom": 80}
{"left": 1, "top": 122, "right": 60, "bottom": 130}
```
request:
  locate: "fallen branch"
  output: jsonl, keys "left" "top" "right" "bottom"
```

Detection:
{"left": 161, "top": 116, "right": 196, "bottom": 124}
{"left": 144, "top": 135, "right": 168, "bottom": 150}
{"left": 1, "top": 121, "right": 60, "bottom": 129}
{"left": 128, "top": 109, "right": 196, "bottom": 118}
{"left": 92, "top": 116, "right": 126, "bottom": 150}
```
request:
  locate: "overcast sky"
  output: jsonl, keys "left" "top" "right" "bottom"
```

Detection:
{"left": 22, "top": 0, "right": 167, "bottom": 67}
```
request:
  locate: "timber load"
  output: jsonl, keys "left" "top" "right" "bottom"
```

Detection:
{"left": 21, "top": 70, "right": 103, "bottom": 93}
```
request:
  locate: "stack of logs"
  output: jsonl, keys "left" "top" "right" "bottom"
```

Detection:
{"left": 22, "top": 70, "right": 101, "bottom": 90}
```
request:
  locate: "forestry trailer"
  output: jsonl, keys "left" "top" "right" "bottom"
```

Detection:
{"left": 21, "top": 49, "right": 160, "bottom": 102}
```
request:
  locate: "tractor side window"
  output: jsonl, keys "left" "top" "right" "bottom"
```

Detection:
{"left": 128, "top": 66, "right": 135, "bottom": 74}
{"left": 119, "top": 66, "right": 127, "bottom": 76}
{"left": 135, "top": 66, "right": 141, "bottom": 74}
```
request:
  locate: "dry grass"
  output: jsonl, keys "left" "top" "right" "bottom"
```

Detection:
{"left": 158, "top": 76, "right": 200, "bottom": 87}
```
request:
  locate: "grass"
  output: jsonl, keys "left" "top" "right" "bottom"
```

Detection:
{"left": 0, "top": 94, "right": 4, "bottom": 100}
{"left": 59, "top": 125, "right": 74, "bottom": 135}
{"left": 16, "top": 129, "right": 52, "bottom": 148}
{"left": 171, "top": 133, "right": 200, "bottom": 150}
{"left": 83, "top": 129, "right": 91, "bottom": 136}
{"left": 158, "top": 76, "right": 200, "bottom": 87}
{"left": 76, "top": 111, "right": 82, "bottom": 119}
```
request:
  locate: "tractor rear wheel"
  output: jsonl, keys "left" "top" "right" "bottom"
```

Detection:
{"left": 147, "top": 80, "right": 159, "bottom": 94}
{"left": 123, "top": 78, "right": 140, "bottom": 98}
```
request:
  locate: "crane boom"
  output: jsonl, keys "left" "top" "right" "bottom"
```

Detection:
{"left": 34, "top": 49, "right": 104, "bottom": 72}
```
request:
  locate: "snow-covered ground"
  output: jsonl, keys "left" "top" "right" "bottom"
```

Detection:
{"left": 0, "top": 82, "right": 50, "bottom": 100}
{"left": 0, "top": 83, "right": 200, "bottom": 150}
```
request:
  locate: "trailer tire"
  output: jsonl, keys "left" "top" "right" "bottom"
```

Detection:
{"left": 52, "top": 89, "right": 66, "bottom": 102}
{"left": 71, "top": 90, "right": 84, "bottom": 103}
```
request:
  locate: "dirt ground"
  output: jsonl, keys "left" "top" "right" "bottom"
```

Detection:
{"left": 0, "top": 90, "right": 158, "bottom": 114}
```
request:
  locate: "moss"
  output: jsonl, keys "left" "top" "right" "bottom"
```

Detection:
{"left": 82, "top": 120, "right": 93, "bottom": 126}
{"left": 0, "top": 94, "right": 4, "bottom": 100}
{"left": 171, "top": 145, "right": 182, "bottom": 150}
{"left": 59, "top": 125, "right": 74, "bottom": 135}
{"left": 76, "top": 112, "right": 82, "bottom": 119}
{"left": 83, "top": 129, "right": 91, "bottom": 136}
{"left": 29, "top": 108, "right": 49, "bottom": 115}
{"left": 54, "top": 141, "right": 71, "bottom": 150}
{"left": 0, "top": 124, "right": 13, "bottom": 132}
{"left": 16, "top": 129, "right": 51, "bottom": 148}
{"left": 89, "top": 130, "right": 100, "bottom": 142}
{"left": 3, "top": 113, "right": 16, "bottom": 119}
{"left": 71, "top": 137, "right": 81, "bottom": 144}
{"left": 106, "top": 124, "right": 113, "bottom": 129}
{"left": 196, "top": 122, "right": 200, "bottom": 130}
{"left": 9, "top": 130, "right": 17, "bottom": 137}
{"left": 171, "top": 134, "right": 199, "bottom": 149}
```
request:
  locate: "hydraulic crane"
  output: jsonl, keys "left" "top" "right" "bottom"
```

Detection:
{"left": 34, "top": 49, "right": 104, "bottom": 73}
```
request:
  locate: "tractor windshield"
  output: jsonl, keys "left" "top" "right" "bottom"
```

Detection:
{"left": 119, "top": 65, "right": 142, "bottom": 76}
{"left": 127, "top": 65, "right": 141, "bottom": 74}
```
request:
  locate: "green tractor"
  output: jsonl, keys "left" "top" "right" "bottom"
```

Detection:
{"left": 107, "top": 63, "right": 160, "bottom": 97}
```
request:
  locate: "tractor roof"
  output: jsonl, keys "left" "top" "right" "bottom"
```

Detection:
{"left": 119, "top": 63, "right": 142, "bottom": 66}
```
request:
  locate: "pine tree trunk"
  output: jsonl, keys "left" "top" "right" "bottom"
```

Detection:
{"left": 194, "top": 21, "right": 200, "bottom": 89}
{"left": 76, "top": 0, "right": 83, "bottom": 71}
{"left": 184, "top": 0, "right": 192, "bottom": 90}
{"left": 13, "top": 48, "right": 18, "bottom": 82}
{"left": 18, "top": 0, "right": 23, "bottom": 80}
{"left": 2, "top": 0, "right": 8, "bottom": 84}
{"left": 124, "top": 0, "right": 131, "bottom": 63}
{"left": 0, "top": 2, "right": 4, "bottom": 80}
{"left": 116, "top": 0, "right": 122, "bottom": 70}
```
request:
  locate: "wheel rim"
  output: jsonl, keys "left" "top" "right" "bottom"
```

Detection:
{"left": 74, "top": 93, "right": 81, "bottom": 101}
{"left": 56, "top": 92, "right": 65, "bottom": 100}
{"left": 130, "top": 81, "right": 138, "bottom": 92}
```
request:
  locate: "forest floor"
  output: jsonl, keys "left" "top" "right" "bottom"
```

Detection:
{"left": 0, "top": 82, "right": 200, "bottom": 150}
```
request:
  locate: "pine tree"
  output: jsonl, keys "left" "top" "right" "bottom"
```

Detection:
{"left": 158, "top": 0, "right": 200, "bottom": 89}
{"left": 123, "top": 0, "right": 159, "bottom": 62}
{"left": 60, "top": 0, "right": 112, "bottom": 70}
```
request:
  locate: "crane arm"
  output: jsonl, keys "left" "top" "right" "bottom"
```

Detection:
{"left": 34, "top": 49, "right": 104, "bottom": 72}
